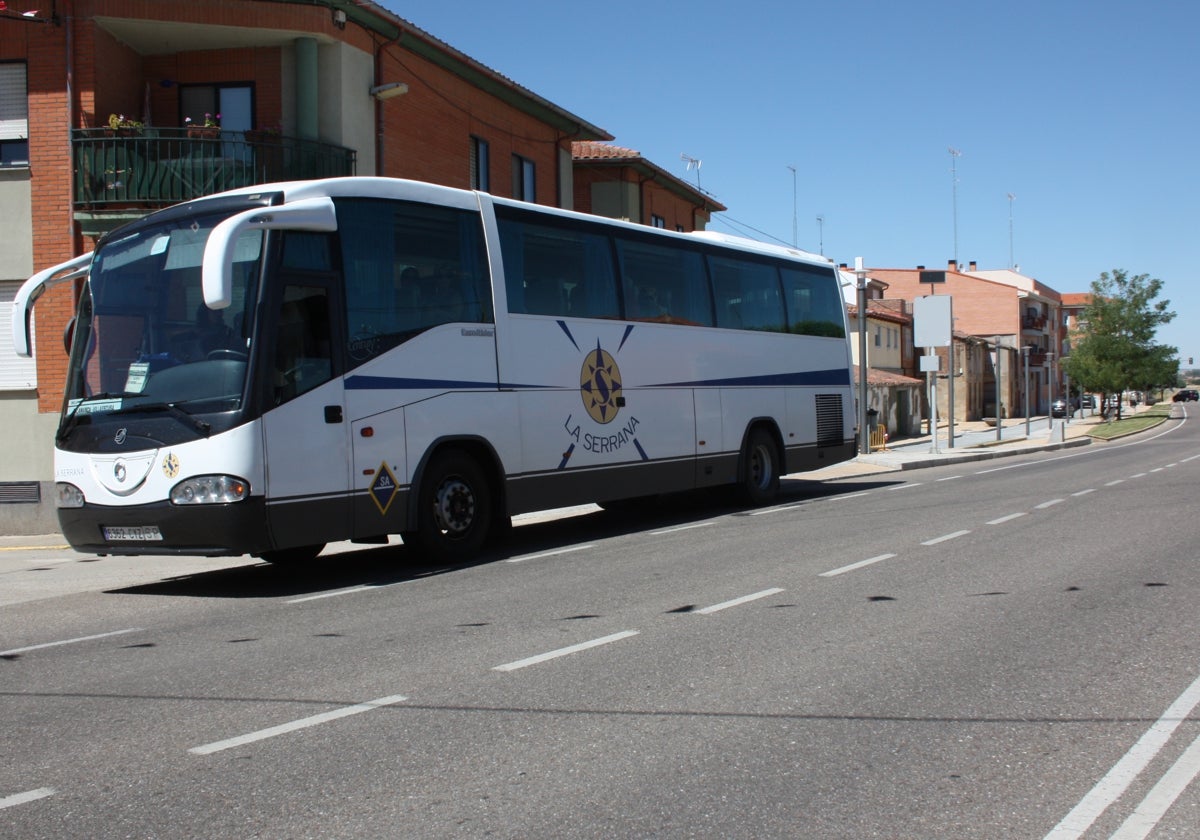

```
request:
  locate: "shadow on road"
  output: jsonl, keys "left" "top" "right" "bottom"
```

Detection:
{"left": 105, "top": 476, "right": 903, "bottom": 600}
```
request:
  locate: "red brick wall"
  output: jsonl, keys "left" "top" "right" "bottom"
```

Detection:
{"left": 376, "top": 44, "right": 568, "bottom": 202}
{"left": 572, "top": 164, "right": 709, "bottom": 231}
{"left": 870, "top": 269, "right": 1020, "bottom": 337}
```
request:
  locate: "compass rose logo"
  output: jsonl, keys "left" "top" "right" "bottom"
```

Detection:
{"left": 580, "top": 340, "right": 622, "bottom": 424}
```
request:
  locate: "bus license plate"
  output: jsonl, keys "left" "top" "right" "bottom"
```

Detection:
{"left": 103, "top": 525, "right": 163, "bottom": 542}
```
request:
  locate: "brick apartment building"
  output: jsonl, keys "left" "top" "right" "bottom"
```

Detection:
{"left": 571, "top": 141, "right": 725, "bottom": 232}
{"left": 0, "top": 0, "right": 645, "bottom": 532}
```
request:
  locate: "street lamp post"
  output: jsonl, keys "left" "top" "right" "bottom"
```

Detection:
{"left": 855, "top": 257, "right": 870, "bottom": 456}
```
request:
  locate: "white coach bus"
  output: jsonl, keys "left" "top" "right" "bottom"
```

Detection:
{"left": 12, "top": 177, "right": 854, "bottom": 564}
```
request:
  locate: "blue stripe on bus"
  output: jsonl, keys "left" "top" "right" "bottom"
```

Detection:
{"left": 558, "top": 443, "right": 576, "bottom": 470}
{"left": 649, "top": 369, "right": 852, "bottom": 388}
{"left": 345, "top": 368, "right": 849, "bottom": 392}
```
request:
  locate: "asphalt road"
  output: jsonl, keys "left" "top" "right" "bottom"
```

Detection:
{"left": 1, "top": 415, "right": 1198, "bottom": 838}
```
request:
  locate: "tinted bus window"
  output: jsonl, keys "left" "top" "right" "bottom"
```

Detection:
{"left": 709, "top": 254, "right": 786, "bottom": 332}
{"left": 336, "top": 199, "right": 492, "bottom": 364}
{"left": 781, "top": 264, "right": 846, "bottom": 338}
{"left": 615, "top": 237, "right": 713, "bottom": 327}
{"left": 497, "top": 212, "right": 619, "bottom": 319}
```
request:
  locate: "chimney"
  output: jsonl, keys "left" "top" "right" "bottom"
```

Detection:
{"left": 968, "top": 260, "right": 977, "bottom": 271}
{"left": 916, "top": 265, "right": 925, "bottom": 270}
{"left": 948, "top": 259, "right": 958, "bottom": 270}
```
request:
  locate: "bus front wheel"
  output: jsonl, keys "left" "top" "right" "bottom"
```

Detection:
{"left": 410, "top": 449, "right": 492, "bottom": 561}
{"left": 738, "top": 427, "right": 780, "bottom": 506}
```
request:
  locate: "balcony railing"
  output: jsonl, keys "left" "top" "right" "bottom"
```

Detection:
{"left": 73, "top": 128, "right": 357, "bottom": 208}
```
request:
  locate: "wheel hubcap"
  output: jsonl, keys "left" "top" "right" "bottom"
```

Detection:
{"left": 434, "top": 478, "right": 475, "bottom": 535}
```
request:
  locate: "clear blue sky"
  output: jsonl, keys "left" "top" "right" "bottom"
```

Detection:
{"left": 380, "top": 0, "right": 1198, "bottom": 363}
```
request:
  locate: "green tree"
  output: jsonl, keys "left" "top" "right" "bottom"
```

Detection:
{"left": 1062, "top": 269, "right": 1176, "bottom": 420}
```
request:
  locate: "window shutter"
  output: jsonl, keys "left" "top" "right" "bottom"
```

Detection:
{"left": 0, "top": 64, "right": 29, "bottom": 141}
{"left": 0, "top": 282, "right": 37, "bottom": 389}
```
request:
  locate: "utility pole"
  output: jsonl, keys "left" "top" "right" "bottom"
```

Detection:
{"left": 787, "top": 165, "right": 797, "bottom": 248}
{"left": 1007, "top": 192, "right": 1016, "bottom": 269}
{"left": 949, "top": 147, "right": 962, "bottom": 266}
{"left": 855, "top": 257, "right": 870, "bottom": 456}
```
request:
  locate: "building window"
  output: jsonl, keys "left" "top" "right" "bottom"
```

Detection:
{"left": 650, "top": 214, "right": 666, "bottom": 228}
{"left": 179, "top": 83, "right": 253, "bottom": 134}
{"left": 874, "top": 325, "right": 881, "bottom": 346}
{"left": 512, "top": 154, "right": 535, "bottom": 202}
{"left": 470, "top": 137, "right": 490, "bottom": 191}
{"left": 0, "top": 63, "right": 29, "bottom": 167}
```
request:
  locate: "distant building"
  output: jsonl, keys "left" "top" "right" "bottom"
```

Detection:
{"left": 571, "top": 141, "right": 725, "bottom": 232}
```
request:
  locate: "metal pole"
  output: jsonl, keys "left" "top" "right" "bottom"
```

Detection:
{"left": 855, "top": 258, "right": 869, "bottom": 455}
{"left": 995, "top": 336, "right": 1002, "bottom": 442}
{"left": 1047, "top": 352, "right": 1055, "bottom": 430}
{"left": 947, "top": 334, "right": 955, "bottom": 449}
{"left": 1023, "top": 346, "right": 1030, "bottom": 436}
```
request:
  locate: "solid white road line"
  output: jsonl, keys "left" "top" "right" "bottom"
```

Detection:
{"left": 749, "top": 503, "right": 806, "bottom": 516}
{"left": 504, "top": 544, "right": 596, "bottom": 563}
{"left": 650, "top": 523, "right": 713, "bottom": 536}
{"left": 696, "top": 587, "right": 786, "bottom": 615}
{"left": 1044, "top": 670, "right": 1200, "bottom": 839}
{"left": 987, "top": 512, "right": 1028, "bottom": 526}
{"left": 0, "top": 628, "right": 144, "bottom": 657}
{"left": 287, "top": 585, "right": 373, "bottom": 604}
{"left": 189, "top": 694, "right": 408, "bottom": 756}
{"left": 1110, "top": 733, "right": 1200, "bottom": 839}
{"left": 493, "top": 630, "right": 638, "bottom": 672}
{"left": 1035, "top": 498, "right": 1065, "bottom": 509}
{"left": 921, "top": 530, "right": 971, "bottom": 546}
{"left": 820, "top": 554, "right": 897, "bottom": 578}
{"left": 0, "top": 788, "right": 54, "bottom": 810}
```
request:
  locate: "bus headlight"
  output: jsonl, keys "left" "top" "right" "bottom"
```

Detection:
{"left": 56, "top": 483, "right": 85, "bottom": 508}
{"left": 170, "top": 475, "right": 250, "bottom": 505}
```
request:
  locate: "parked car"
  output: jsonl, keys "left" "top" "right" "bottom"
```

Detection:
{"left": 1051, "top": 398, "right": 1069, "bottom": 418}
{"left": 1080, "top": 394, "right": 1096, "bottom": 409}
{"left": 1173, "top": 389, "right": 1199, "bottom": 402}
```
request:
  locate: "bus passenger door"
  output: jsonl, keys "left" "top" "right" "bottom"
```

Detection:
{"left": 260, "top": 277, "right": 351, "bottom": 549}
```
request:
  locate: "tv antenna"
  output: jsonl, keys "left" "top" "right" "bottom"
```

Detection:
{"left": 681, "top": 153, "right": 702, "bottom": 188}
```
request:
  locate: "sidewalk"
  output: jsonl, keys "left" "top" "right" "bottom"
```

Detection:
{"left": 805, "top": 404, "right": 1155, "bottom": 481}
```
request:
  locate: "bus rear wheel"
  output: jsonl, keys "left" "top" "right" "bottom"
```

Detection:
{"left": 738, "top": 427, "right": 780, "bottom": 506}
{"left": 410, "top": 449, "right": 492, "bottom": 561}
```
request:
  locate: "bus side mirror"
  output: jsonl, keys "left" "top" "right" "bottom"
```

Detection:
{"left": 63, "top": 316, "right": 76, "bottom": 355}
{"left": 202, "top": 197, "right": 338, "bottom": 309}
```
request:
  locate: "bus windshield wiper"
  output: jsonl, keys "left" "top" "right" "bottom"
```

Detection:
{"left": 57, "top": 392, "right": 142, "bottom": 442}
{"left": 106, "top": 401, "right": 212, "bottom": 437}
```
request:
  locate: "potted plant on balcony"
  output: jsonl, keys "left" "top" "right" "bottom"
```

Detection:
{"left": 105, "top": 113, "right": 143, "bottom": 137}
{"left": 185, "top": 113, "right": 221, "bottom": 139}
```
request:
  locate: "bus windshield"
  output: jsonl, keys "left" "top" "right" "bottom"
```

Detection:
{"left": 62, "top": 211, "right": 264, "bottom": 428}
